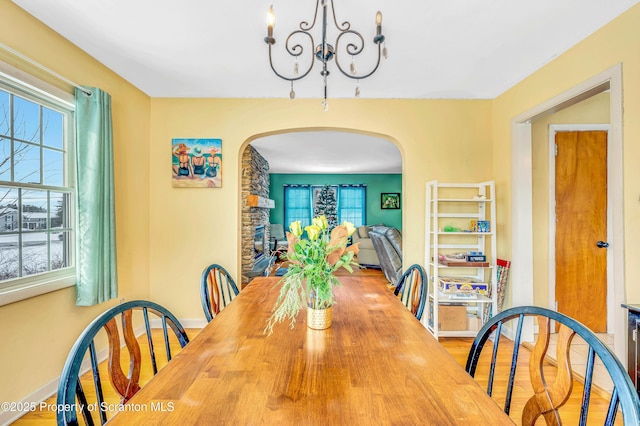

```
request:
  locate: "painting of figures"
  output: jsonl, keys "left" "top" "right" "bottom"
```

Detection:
{"left": 172, "top": 138, "right": 222, "bottom": 188}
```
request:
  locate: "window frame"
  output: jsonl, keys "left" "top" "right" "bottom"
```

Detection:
{"left": 283, "top": 184, "right": 312, "bottom": 228}
{"left": 0, "top": 60, "right": 76, "bottom": 307}
{"left": 337, "top": 184, "right": 366, "bottom": 227}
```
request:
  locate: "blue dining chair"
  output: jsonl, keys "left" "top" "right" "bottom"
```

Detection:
{"left": 466, "top": 306, "right": 640, "bottom": 425}
{"left": 200, "top": 263, "right": 239, "bottom": 322}
{"left": 57, "top": 300, "right": 189, "bottom": 425}
{"left": 394, "top": 264, "right": 427, "bottom": 321}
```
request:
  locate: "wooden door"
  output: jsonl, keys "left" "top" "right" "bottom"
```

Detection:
{"left": 555, "top": 131, "right": 607, "bottom": 332}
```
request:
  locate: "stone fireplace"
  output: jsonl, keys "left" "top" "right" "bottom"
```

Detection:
{"left": 253, "top": 225, "right": 267, "bottom": 262}
{"left": 241, "top": 145, "right": 271, "bottom": 284}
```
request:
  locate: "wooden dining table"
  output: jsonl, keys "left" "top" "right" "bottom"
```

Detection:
{"left": 108, "top": 275, "right": 513, "bottom": 425}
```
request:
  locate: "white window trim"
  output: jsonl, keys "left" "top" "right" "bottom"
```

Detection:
{"left": 0, "top": 59, "right": 76, "bottom": 306}
{"left": 0, "top": 271, "right": 75, "bottom": 307}
{"left": 0, "top": 59, "right": 74, "bottom": 106}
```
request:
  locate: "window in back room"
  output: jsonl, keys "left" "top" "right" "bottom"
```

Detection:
{"left": 284, "top": 184, "right": 366, "bottom": 228}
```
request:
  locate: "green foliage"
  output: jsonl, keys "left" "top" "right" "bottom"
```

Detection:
{"left": 264, "top": 215, "right": 358, "bottom": 335}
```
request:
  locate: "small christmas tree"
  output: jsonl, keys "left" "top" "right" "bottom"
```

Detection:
{"left": 314, "top": 185, "right": 338, "bottom": 229}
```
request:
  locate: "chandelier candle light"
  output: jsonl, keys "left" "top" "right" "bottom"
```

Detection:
{"left": 264, "top": 1, "right": 387, "bottom": 111}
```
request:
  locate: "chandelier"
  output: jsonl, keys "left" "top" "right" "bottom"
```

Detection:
{"left": 264, "top": 0, "right": 387, "bottom": 111}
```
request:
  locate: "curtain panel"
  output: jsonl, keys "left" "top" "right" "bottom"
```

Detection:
{"left": 74, "top": 87, "right": 118, "bottom": 306}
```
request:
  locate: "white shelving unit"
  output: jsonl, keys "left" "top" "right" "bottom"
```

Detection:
{"left": 425, "top": 181, "right": 497, "bottom": 339}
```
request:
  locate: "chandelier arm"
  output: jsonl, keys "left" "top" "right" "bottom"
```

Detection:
{"left": 334, "top": 39, "right": 382, "bottom": 80}
{"left": 336, "top": 30, "right": 365, "bottom": 56}
{"left": 267, "top": 37, "right": 316, "bottom": 82}
{"left": 285, "top": 30, "right": 312, "bottom": 58}
{"left": 328, "top": 0, "right": 351, "bottom": 31}
{"left": 300, "top": 0, "right": 321, "bottom": 31}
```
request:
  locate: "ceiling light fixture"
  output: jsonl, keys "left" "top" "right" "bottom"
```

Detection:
{"left": 264, "top": 1, "right": 387, "bottom": 111}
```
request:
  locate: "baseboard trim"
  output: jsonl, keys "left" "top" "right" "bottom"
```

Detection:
{"left": 178, "top": 318, "right": 208, "bottom": 329}
{"left": 148, "top": 317, "right": 207, "bottom": 330}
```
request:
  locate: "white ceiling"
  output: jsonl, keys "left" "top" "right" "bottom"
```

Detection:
{"left": 251, "top": 132, "right": 401, "bottom": 174}
{"left": 11, "top": 0, "right": 638, "bottom": 99}
{"left": 11, "top": 0, "right": 638, "bottom": 172}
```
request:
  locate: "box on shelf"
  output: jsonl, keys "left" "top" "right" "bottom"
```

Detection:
{"left": 467, "top": 314, "right": 481, "bottom": 331}
{"left": 437, "top": 303, "right": 467, "bottom": 331}
{"left": 438, "top": 276, "right": 489, "bottom": 295}
{"left": 465, "top": 254, "right": 486, "bottom": 262}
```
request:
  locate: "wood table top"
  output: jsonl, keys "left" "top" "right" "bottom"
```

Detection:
{"left": 108, "top": 276, "right": 513, "bottom": 425}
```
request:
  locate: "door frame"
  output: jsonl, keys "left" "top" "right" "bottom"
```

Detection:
{"left": 548, "top": 124, "right": 612, "bottom": 331}
{"left": 510, "top": 63, "right": 625, "bottom": 364}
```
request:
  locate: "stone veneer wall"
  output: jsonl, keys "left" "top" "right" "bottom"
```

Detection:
{"left": 241, "top": 145, "right": 270, "bottom": 284}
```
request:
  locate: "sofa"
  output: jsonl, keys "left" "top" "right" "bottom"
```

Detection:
{"left": 368, "top": 226, "right": 403, "bottom": 285}
{"left": 351, "top": 225, "right": 380, "bottom": 266}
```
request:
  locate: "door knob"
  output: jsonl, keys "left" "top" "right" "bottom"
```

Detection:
{"left": 596, "top": 241, "right": 609, "bottom": 248}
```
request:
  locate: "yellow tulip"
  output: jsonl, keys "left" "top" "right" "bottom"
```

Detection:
{"left": 289, "top": 221, "right": 303, "bottom": 237}
{"left": 342, "top": 221, "right": 356, "bottom": 236}
{"left": 305, "top": 224, "right": 322, "bottom": 240}
{"left": 313, "top": 215, "right": 328, "bottom": 230}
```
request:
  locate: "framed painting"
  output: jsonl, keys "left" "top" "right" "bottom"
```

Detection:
{"left": 172, "top": 138, "right": 222, "bottom": 188}
{"left": 381, "top": 192, "right": 400, "bottom": 209}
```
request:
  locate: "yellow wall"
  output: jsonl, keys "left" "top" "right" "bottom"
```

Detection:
{"left": 149, "top": 98, "right": 493, "bottom": 317}
{"left": 0, "top": 3, "right": 151, "bottom": 404}
{"left": 493, "top": 4, "right": 640, "bottom": 305}
{"left": 531, "top": 93, "right": 610, "bottom": 307}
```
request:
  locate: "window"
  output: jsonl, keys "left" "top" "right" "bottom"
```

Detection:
{"left": 0, "top": 70, "right": 75, "bottom": 301}
{"left": 338, "top": 185, "right": 366, "bottom": 227}
{"left": 283, "top": 184, "right": 366, "bottom": 228}
{"left": 284, "top": 185, "right": 311, "bottom": 227}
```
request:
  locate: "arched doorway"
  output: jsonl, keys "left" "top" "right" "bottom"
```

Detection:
{"left": 238, "top": 129, "right": 402, "bottom": 286}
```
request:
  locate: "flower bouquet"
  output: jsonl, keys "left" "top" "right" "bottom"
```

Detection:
{"left": 265, "top": 215, "right": 359, "bottom": 334}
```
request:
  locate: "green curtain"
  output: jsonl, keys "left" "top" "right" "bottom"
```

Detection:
{"left": 74, "top": 87, "right": 118, "bottom": 306}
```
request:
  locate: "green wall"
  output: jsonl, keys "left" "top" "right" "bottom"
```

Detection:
{"left": 269, "top": 174, "right": 402, "bottom": 230}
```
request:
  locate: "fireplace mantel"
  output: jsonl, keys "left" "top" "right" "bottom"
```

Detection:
{"left": 246, "top": 194, "right": 275, "bottom": 209}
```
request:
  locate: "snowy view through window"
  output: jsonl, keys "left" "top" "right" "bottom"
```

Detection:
{"left": 0, "top": 86, "right": 72, "bottom": 284}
